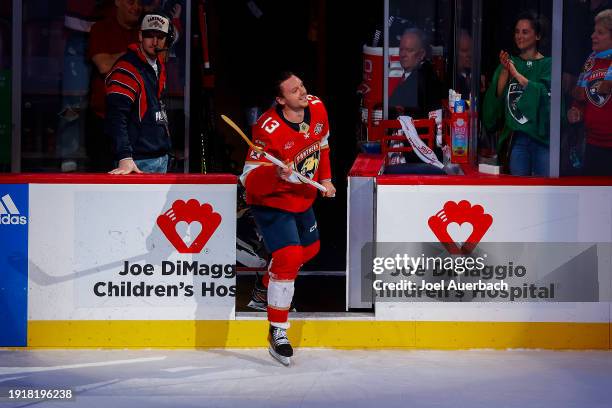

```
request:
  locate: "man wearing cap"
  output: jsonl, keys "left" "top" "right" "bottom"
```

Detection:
{"left": 105, "top": 13, "right": 173, "bottom": 174}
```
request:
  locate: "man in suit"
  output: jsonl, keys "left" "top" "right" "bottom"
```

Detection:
{"left": 389, "top": 28, "right": 444, "bottom": 118}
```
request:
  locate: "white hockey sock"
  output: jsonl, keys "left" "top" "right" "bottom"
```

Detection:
{"left": 268, "top": 278, "right": 295, "bottom": 308}
{"left": 267, "top": 278, "right": 295, "bottom": 329}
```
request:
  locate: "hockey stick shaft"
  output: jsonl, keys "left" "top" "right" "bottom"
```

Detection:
{"left": 220, "top": 115, "right": 328, "bottom": 192}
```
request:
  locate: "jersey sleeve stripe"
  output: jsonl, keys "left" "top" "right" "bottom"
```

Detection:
{"left": 107, "top": 89, "right": 135, "bottom": 102}
{"left": 111, "top": 66, "right": 139, "bottom": 82}
{"left": 239, "top": 162, "right": 263, "bottom": 186}
{"left": 320, "top": 131, "right": 330, "bottom": 148}
{"left": 107, "top": 80, "right": 137, "bottom": 97}
{"left": 108, "top": 71, "right": 139, "bottom": 91}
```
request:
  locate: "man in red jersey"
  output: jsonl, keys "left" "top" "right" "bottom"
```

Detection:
{"left": 240, "top": 72, "right": 336, "bottom": 365}
{"left": 87, "top": 0, "right": 142, "bottom": 171}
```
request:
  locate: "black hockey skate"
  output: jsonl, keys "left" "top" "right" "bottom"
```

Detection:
{"left": 268, "top": 325, "right": 293, "bottom": 366}
{"left": 247, "top": 275, "right": 268, "bottom": 311}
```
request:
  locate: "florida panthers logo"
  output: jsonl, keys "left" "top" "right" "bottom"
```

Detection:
{"left": 586, "top": 78, "right": 611, "bottom": 107}
{"left": 314, "top": 122, "right": 324, "bottom": 135}
{"left": 294, "top": 143, "right": 320, "bottom": 179}
{"left": 507, "top": 81, "right": 528, "bottom": 125}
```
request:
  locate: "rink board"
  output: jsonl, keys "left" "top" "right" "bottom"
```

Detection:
{"left": 369, "top": 181, "right": 612, "bottom": 349}
{"left": 374, "top": 183, "right": 612, "bottom": 323}
{"left": 25, "top": 320, "right": 611, "bottom": 349}
{"left": 2, "top": 175, "right": 612, "bottom": 349}
{"left": 1, "top": 175, "right": 238, "bottom": 347}
{"left": 27, "top": 183, "right": 237, "bottom": 322}
{"left": 0, "top": 184, "right": 28, "bottom": 347}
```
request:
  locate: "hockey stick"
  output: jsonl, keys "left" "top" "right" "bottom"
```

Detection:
{"left": 220, "top": 115, "right": 328, "bottom": 193}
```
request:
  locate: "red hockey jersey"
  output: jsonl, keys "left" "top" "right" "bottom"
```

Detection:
{"left": 573, "top": 54, "right": 612, "bottom": 147}
{"left": 241, "top": 95, "right": 331, "bottom": 213}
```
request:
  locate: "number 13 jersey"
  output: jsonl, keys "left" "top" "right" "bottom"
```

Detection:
{"left": 241, "top": 95, "right": 332, "bottom": 213}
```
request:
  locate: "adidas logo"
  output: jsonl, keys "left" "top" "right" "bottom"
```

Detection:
{"left": 0, "top": 194, "right": 27, "bottom": 225}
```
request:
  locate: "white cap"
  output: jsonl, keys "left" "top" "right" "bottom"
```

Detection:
{"left": 141, "top": 14, "right": 170, "bottom": 34}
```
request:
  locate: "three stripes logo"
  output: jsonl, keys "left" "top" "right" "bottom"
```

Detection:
{"left": 0, "top": 194, "right": 27, "bottom": 225}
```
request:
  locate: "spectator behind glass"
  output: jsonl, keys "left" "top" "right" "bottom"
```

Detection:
{"left": 483, "top": 11, "right": 552, "bottom": 176}
{"left": 455, "top": 29, "right": 486, "bottom": 99}
{"left": 562, "top": 1, "right": 611, "bottom": 92}
{"left": 105, "top": 13, "right": 173, "bottom": 174}
{"left": 87, "top": 0, "right": 142, "bottom": 172}
{"left": 567, "top": 9, "right": 612, "bottom": 176}
{"left": 56, "top": 0, "right": 104, "bottom": 173}
{"left": 559, "top": 0, "right": 610, "bottom": 174}
{"left": 456, "top": 30, "right": 473, "bottom": 97}
{"left": 388, "top": 28, "right": 444, "bottom": 119}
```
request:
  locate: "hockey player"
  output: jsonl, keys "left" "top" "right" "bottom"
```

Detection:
{"left": 240, "top": 72, "right": 336, "bottom": 365}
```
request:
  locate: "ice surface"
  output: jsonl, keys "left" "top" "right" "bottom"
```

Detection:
{"left": 0, "top": 349, "right": 610, "bottom": 407}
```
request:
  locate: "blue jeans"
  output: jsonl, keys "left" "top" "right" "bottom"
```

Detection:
{"left": 57, "top": 30, "right": 91, "bottom": 157}
{"left": 134, "top": 155, "right": 169, "bottom": 173}
{"left": 509, "top": 132, "right": 550, "bottom": 176}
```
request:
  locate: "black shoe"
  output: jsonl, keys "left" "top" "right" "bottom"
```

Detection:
{"left": 268, "top": 325, "right": 293, "bottom": 366}
{"left": 247, "top": 273, "right": 268, "bottom": 311}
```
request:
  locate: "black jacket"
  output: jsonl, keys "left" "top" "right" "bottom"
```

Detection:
{"left": 105, "top": 44, "right": 171, "bottom": 160}
{"left": 389, "top": 59, "right": 445, "bottom": 118}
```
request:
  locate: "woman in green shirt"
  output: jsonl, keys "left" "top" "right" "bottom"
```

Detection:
{"left": 484, "top": 12, "right": 552, "bottom": 176}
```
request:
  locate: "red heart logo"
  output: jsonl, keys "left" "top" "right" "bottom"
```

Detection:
{"left": 428, "top": 200, "right": 492, "bottom": 254}
{"left": 157, "top": 199, "right": 222, "bottom": 253}
{"left": 175, "top": 221, "right": 202, "bottom": 246}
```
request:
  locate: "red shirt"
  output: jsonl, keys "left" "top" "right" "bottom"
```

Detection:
{"left": 88, "top": 12, "right": 139, "bottom": 118}
{"left": 573, "top": 56, "right": 612, "bottom": 147}
{"left": 241, "top": 96, "right": 332, "bottom": 213}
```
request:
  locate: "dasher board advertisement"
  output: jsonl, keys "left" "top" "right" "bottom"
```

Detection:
{"left": 374, "top": 184, "right": 612, "bottom": 322}
{"left": 28, "top": 183, "right": 237, "bottom": 321}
